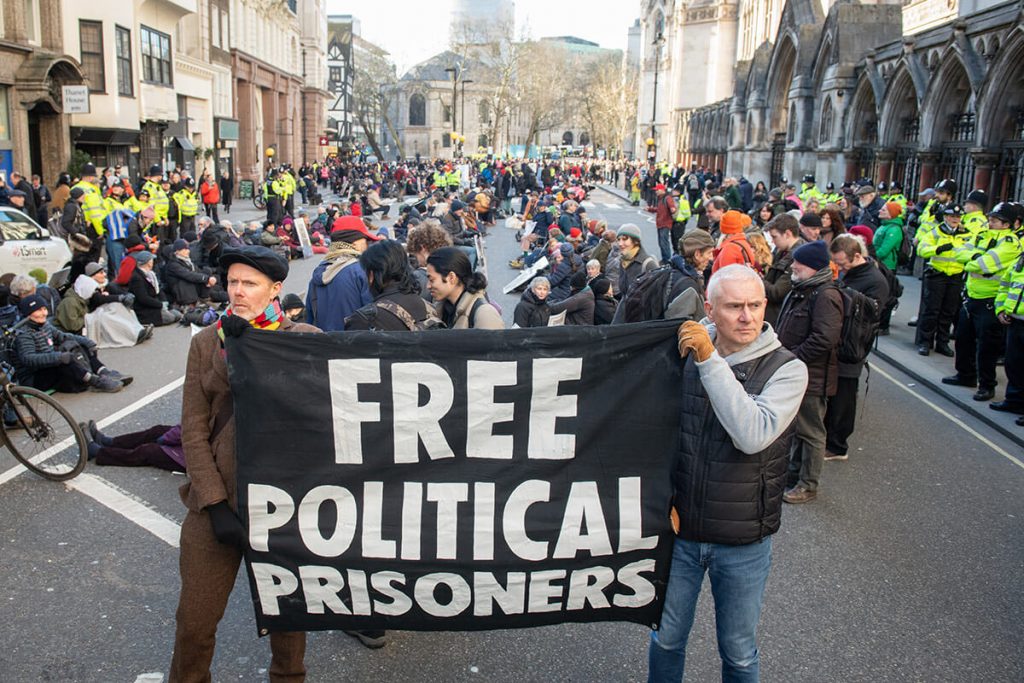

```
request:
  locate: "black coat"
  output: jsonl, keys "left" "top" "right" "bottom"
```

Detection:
{"left": 593, "top": 295, "right": 616, "bottom": 325}
{"left": 549, "top": 288, "right": 594, "bottom": 325}
{"left": 127, "top": 268, "right": 167, "bottom": 326}
{"left": 164, "top": 255, "right": 210, "bottom": 305}
{"left": 513, "top": 288, "right": 550, "bottom": 328}
{"left": 837, "top": 259, "right": 889, "bottom": 378}
{"left": 776, "top": 272, "right": 844, "bottom": 397}
{"left": 763, "top": 239, "right": 804, "bottom": 327}
{"left": 345, "top": 285, "right": 430, "bottom": 331}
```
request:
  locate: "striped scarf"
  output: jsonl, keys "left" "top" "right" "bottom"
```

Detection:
{"left": 216, "top": 299, "right": 283, "bottom": 349}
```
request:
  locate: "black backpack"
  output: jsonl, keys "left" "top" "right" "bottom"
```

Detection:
{"left": 896, "top": 227, "right": 914, "bottom": 267}
{"left": 814, "top": 282, "right": 880, "bottom": 364}
{"left": 613, "top": 265, "right": 699, "bottom": 323}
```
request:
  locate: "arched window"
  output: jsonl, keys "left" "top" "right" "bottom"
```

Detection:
{"left": 562, "top": 131, "right": 574, "bottom": 146}
{"left": 579, "top": 132, "right": 590, "bottom": 147}
{"left": 787, "top": 102, "right": 797, "bottom": 143}
{"left": 819, "top": 96, "right": 833, "bottom": 145}
{"left": 409, "top": 93, "right": 426, "bottom": 126}
{"left": 478, "top": 100, "right": 491, "bottom": 125}
{"left": 478, "top": 134, "right": 489, "bottom": 148}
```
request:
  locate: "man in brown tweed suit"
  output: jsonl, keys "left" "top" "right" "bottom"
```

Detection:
{"left": 169, "top": 246, "right": 319, "bottom": 682}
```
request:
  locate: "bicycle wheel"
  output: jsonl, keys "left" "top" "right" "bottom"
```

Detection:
{"left": 1, "top": 386, "right": 87, "bottom": 481}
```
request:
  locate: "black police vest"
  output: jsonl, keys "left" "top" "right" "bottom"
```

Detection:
{"left": 673, "top": 346, "right": 797, "bottom": 545}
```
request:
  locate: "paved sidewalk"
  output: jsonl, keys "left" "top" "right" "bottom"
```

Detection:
{"left": 596, "top": 183, "right": 1023, "bottom": 447}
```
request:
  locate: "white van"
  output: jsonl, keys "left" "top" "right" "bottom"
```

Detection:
{"left": 0, "top": 206, "right": 73, "bottom": 285}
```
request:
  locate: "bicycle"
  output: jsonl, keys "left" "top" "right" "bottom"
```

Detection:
{"left": 252, "top": 193, "right": 266, "bottom": 211}
{"left": 0, "top": 321, "right": 88, "bottom": 481}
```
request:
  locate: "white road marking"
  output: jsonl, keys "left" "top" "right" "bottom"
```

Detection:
{"left": 0, "top": 376, "right": 185, "bottom": 486}
{"left": 602, "top": 202, "right": 620, "bottom": 209}
{"left": 873, "top": 363, "right": 1024, "bottom": 470}
{"left": 581, "top": 201, "right": 596, "bottom": 208}
{"left": 67, "top": 473, "right": 181, "bottom": 547}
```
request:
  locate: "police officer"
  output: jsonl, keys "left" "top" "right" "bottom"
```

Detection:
{"left": 962, "top": 189, "right": 989, "bottom": 236}
{"left": 173, "top": 177, "right": 200, "bottom": 241}
{"left": 915, "top": 204, "right": 968, "bottom": 356}
{"left": 71, "top": 163, "right": 108, "bottom": 265}
{"left": 944, "top": 198, "right": 1024, "bottom": 400}
{"left": 263, "top": 167, "right": 284, "bottom": 224}
{"left": 994, "top": 202, "right": 1024, "bottom": 425}
{"left": 908, "top": 178, "right": 958, "bottom": 328}
{"left": 888, "top": 181, "right": 908, "bottom": 215}
{"left": 823, "top": 182, "right": 841, "bottom": 205}
{"left": 799, "top": 174, "right": 824, "bottom": 205}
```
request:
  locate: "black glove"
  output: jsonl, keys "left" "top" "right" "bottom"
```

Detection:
{"left": 206, "top": 501, "right": 246, "bottom": 549}
{"left": 59, "top": 352, "right": 73, "bottom": 365}
{"left": 220, "top": 314, "right": 250, "bottom": 338}
{"left": 935, "top": 243, "right": 954, "bottom": 254}
{"left": 120, "top": 293, "right": 135, "bottom": 307}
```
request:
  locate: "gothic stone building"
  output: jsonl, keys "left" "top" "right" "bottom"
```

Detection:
{"left": 679, "top": 0, "right": 1024, "bottom": 201}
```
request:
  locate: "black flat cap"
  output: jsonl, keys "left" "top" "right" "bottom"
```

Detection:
{"left": 219, "top": 246, "right": 289, "bottom": 282}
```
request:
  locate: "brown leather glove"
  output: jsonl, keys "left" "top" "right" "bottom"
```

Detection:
{"left": 677, "top": 320, "right": 714, "bottom": 362}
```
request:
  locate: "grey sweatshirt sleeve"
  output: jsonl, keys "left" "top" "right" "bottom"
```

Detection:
{"left": 694, "top": 352, "right": 809, "bottom": 454}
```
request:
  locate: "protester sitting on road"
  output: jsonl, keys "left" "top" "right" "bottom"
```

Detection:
{"left": 128, "top": 251, "right": 183, "bottom": 327}
{"left": 9, "top": 273, "right": 60, "bottom": 317}
{"left": 591, "top": 276, "right": 616, "bottom": 325}
{"left": 405, "top": 219, "right": 454, "bottom": 303}
{"left": 426, "top": 247, "right": 504, "bottom": 329}
{"left": 55, "top": 264, "right": 149, "bottom": 347}
{"left": 83, "top": 420, "right": 184, "bottom": 473}
{"left": 165, "top": 238, "right": 218, "bottom": 307}
{"left": 547, "top": 243, "right": 578, "bottom": 302}
{"left": 514, "top": 276, "right": 551, "bottom": 328}
{"left": 345, "top": 239, "right": 431, "bottom": 331}
{"left": 280, "top": 293, "right": 305, "bottom": 322}
{"left": 648, "top": 264, "right": 807, "bottom": 683}
{"left": 615, "top": 223, "right": 658, "bottom": 298}
{"left": 306, "top": 215, "right": 377, "bottom": 331}
{"left": 13, "top": 294, "right": 130, "bottom": 393}
{"left": 548, "top": 270, "right": 595, "bottom": 325}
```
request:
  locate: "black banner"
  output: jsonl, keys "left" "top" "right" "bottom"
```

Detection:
{"left": 226, "top": 321, "right": 683, "bottom": 634}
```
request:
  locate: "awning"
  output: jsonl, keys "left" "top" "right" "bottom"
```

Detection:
{"left": 172, "top": 136, "right": 194, "bottom": 151}
{"left": 71, "top": 127, "right": 140, "bottom": 145}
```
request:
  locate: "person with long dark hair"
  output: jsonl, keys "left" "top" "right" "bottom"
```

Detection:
{"left": 345, "top": 240, "right": 430, "bottom": 331}
{"left": 426, "top": 247, "right": 504, "bottom": 329}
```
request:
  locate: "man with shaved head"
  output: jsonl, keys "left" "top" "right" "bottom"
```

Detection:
{"left": 648, "top": 264, "right": 808, "bottom": 683}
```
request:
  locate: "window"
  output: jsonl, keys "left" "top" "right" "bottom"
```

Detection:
{"left": 479, "top": 100, "right": 490, "bottom": 125}
{"left": 443, "top": 104, "right": 451, "bottom": 123}
{"left": 141, "top": 26, "right": 173, "bottom": 86}
{"left": 819, "top": 96, "right": 833, "bottom": 145}
{"left": 24, "top": 0, "right": 41, "bottom": 44}
{"left": 409, "top": 93, "right": 426, "bottom": 126}
{"left": 0, "top": 87, "right": 9, "bottom": 141}
{"left": 211, "top": 9, "right": 221, "bottom": 49}
{"left": 80, "top": 21, "right": 105, "bottom": 93}
{"left": 329, "top": 67, "right": 342, "bottom": 89}
{"left": 115, "top": 26, "right": 132, "bottom": 97}
{"left": 442, "top": 134, "right": 451, "bottom": 148}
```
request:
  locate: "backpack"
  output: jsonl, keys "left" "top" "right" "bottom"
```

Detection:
{"left": 896, "top": 226, "right": 914, "bottom": 267}
{"left": 613, "top": 265, "right": 699, "bottom": 323}
{"left": 373, "top": 300, "right": 445, "bottom": 331}
{"left": 687, "top": 174, "right": 700, "bottom": 191}
{"left": 815, "top": 282, "right": 880, "bottom": 364}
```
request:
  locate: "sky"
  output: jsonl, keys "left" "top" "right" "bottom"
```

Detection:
{"left": 326, "top": 0, "right": 640, "bottom": 75}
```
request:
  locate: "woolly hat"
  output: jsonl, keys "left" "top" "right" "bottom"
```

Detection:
{"left": 173, "top": 238, "right": 190, "bottom": 252}
{"left": 719, "top": 210, "right": 746, "bottom": 235}
{"left": 450, "top": 199, "right": 466, "bottom": 212}
{"left": 18, "top": 294, "right": 48, "bottom": 318}
{"left": 134, "top": 250, "right": 157, "bottom": 264}
{"left": 84, "top": 262, "right": 104, "bottom": 276}
{"left": 570, "top": 270, "right": 588, "bottom": 291}
{"left": 568, "top": 227, "right": 582, "bottom": 239}
{"left": 848, "top": 225, "right": 874, "bottom": 244}
{"left": 558, "top": 243, "right": 575, "bottom": 256}
{"left": 590, "top": 275, "right": 611, "bottom": 297}
{"left": 793, "top": 240, "right": 831, "bottom": 271}
{"left": 884, "top": 201, "right": 903, "bottom": 218}
{"left": 617, "top": 223, "right": 642, "bottom": 241}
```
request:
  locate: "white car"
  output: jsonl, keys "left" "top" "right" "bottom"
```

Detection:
{"left": 0, "top": 206, "right": 73, "bottom": 286}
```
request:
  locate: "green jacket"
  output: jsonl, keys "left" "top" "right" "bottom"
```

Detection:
{"left": 873, "top": 218, "right": 904, "bottom": 271}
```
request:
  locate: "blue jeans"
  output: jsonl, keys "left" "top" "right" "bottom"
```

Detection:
{"left": 657, "top": 227, "right": 673, "bottom": 263}
{"left": 648, "top": 536, "right": 772, "bottom": 683}
{"left": 106, "top": 237, "right": 126, "bottom": 278}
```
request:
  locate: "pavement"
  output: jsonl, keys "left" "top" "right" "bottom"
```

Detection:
{"left": 0, "top": 186, "right": 1021, "bottom": 682}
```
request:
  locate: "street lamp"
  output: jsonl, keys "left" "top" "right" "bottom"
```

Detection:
{"left": 649, "top": 31, "right": 665, "bottom": 165}
{"left": 445, "top": 65, "right": 459, "bottom": 157}
{"left": 461, "top": 79, "right": 474, "bottom": 156}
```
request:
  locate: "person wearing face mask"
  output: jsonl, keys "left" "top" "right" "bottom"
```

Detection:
{"left": 774, "top": 241, "right": 844, "bottom": 504}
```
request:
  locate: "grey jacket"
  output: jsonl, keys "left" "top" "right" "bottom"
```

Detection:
{"left": 694, "top": 319, "right": 809, "bottom": 454}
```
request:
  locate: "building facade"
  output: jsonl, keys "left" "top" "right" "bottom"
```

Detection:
{"left": 326, "top": 15, "right": 355, "bottom": 148}
{"left": 0, "top": 0, "right": 85, "bottom": 182}
{"left": 679, "top": 0, "right": 1024, "bottom": 201}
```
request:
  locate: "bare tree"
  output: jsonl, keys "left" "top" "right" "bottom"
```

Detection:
{"left": 352, "top": 41, "right": 402, "bottom": 160}
{"left": 516, "top": 41, "right": 569, "bottom": 151}
{"left": 449, "top": 18, "right": 520, "bottom": 153}
{"left": 579, "top": 54, "right": 639, "bottom": 159}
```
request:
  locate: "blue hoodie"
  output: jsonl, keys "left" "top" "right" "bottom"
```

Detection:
{"left": 305, "top": 253, "right": 371, "bottom": 332}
